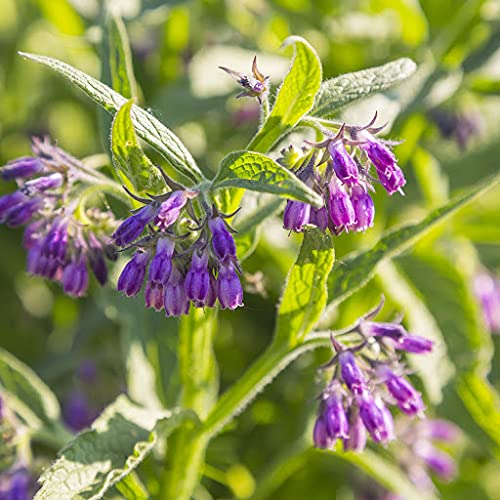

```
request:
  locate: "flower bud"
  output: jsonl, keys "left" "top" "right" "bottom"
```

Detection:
{"left": 117, "top": 250, "right": 150, "bottom": 297}
{"left": 338, "top": 351, "right": 366, "bottom": 395}
{"left": 0, "top": 191, "right": 28, "bottom": 221}
{"left": 397, "top": 334, "right": 433, "bottom": 354}
{"left": 112, "top": 203, "right": 158, "bottom": 247}
{"left": 185, "top": 250, "right": 210, "bottom": 302}
{"left": 209, "top": 217, "right": 237, "bottom": 261}
{"left": 155, "top": 191, "right": 188, "bottom": 230}
{"left": 1, "top": 157, "right": 44, "bottom": 180}
{"left": 5, "top": 197, "right": 43, "bottom": 227}
{"left": 62, "top": 255, "right": 89, "bottom": 297}
{"left": 359, "top": 396, "right": 394, "bottom": 444}
{"left": 310, "top": 206, "right": 329, "bottom": 231}
{"left": 360, "top": 132, "right": 397, "bottom": 173}
{"left": 328, "top": 141, "right": 358, "bottom": 185}
{"left": 360, "top": 321, "right": 406, "bottom": 340}
{"left": 217, "top": 261, "right": 243, "bottom": 310}
{"left": 376, "top": 164, "right": 406, "bottom": 195}
{"left": 87, "top": 233, "right": 108, "bottom": 286}
{"left": 313, "top": 415, "right": 331, "bottom": 449}
{"left": 379, "top": 367, "right": 424, "bottom": 416}
{"left": 415, "top": 443, "right": 457, "bottom": 482}
{"left": 350, "top": 185, "right": 374, "bottom": 232}
{"left": 343, "top": 406, "right": 367, "bottom": 452}
{"left": 324, "top": 394, "right": 349, "bottom": 439}
{"left": 148, "top": 237, "right": 175, "bottom": 285}
{"left": 23, "top": 173, "right": 63, "bottom": 195}
{"left": 164, "top": 266, "right": 190, "bottom": 317}
{"left": 327, "top": 180, "right": 355, "bottom": 228}
{"left": 283, "top": 200, "right": 311, "bottom": 232}
{"left": 145, "top": 281, "right": 164, "bottom": 311}
{"left": 420, "top": 419, "right": 459, "bottom": 443}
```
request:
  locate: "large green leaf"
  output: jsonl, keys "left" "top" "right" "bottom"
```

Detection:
{"left": 35, "top": 395, "right": 195, "bottom": 500}
{"left": 247, "top": 36, "right": 322, "bottom": 153}
{"left": 19, "top": 52, "right": 204, "bottom": 183}
{"left": 0, "top": 347, "right": 60, "bottom": 429}
{"left": 212, "top": 151, "right": 322, "bottom": 207}
{"left": 326, "top": 170, "right": 500, "bottom": 312}
{"left": 111, "top": 99, "right": 164, "bottom": 193}
{"left": 311, "top": 58, "right": 416, "bottom": 118}
{"left": 275, "top": 228, "right": 335, "bottom": 347}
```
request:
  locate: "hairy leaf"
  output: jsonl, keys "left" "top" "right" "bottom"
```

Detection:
{"left": 35, "top": 395, "right": 195, "bottom": 500}
{"left": 213, "top": 151, "right": 322, "bottom": 207}
{"left": 19, "top": 52, "right": 203, "bottom": 183}
{"left": 0, "top": 347, "right": 60, "bottom": 429}
{"left": 311, "top": 58, "right": 416, "bottom": 118}
{"left": 248, "top": 36, "right": 322, "bottom": 153}
{"left": 111, "top": 99, "right": 163, "bottom": 193}
{"left": 275, "top": 228, "right": 335, "bottom": 346}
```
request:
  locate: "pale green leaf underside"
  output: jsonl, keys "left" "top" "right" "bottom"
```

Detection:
{"left": 19, "top": 52, "right": 203, "bottom": 183}
{"left": 0, "top": 347, "right": 60, "bottom": 429}
{"left": 213, "top": 151, "right": 323, "bottom": 207}
{"left": 111, "top": 99, "right": 163, "bottom": 193}
{"left": 311, "top": 58, "right": 417, "bottom": 118}
{"left": 35, "top": 396, "right": 194, "bottom": 500}
{"left": 248, "top": 36, "right": 322, "bottom": 153}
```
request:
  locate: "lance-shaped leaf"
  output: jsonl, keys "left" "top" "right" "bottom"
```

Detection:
{"left": 111, "top": 99, "right": 164, "bottom": 193}
{"left": 19, "top": 52, "right": 204, "bottom": 183}
{"left": 0, "top": 347, "right": 60, "bottom": 429}
{"left": 212, "top": 151, "right": 323, "bottom": 207}
{"left": 275, "top": 228, "right": 335, "bottom": 347}
{"left": 326, "top": 170, "right": 500, "bottom": 312}
{"left": 35, "top": 395, "right": 197, "bottom": 500}
{"left": 311, "top": 58, "right": 417, "bottom": 118}
{"left": 248, "top": 36, "right": 322, "bottom": 153}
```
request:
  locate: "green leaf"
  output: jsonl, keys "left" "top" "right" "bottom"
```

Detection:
{"left": 19, "top": 52, "right": 204, "bottom": 183}
{"left": 326, "top": 170, "right": 500, "bottom": 312}
{"left": 0, "top": 347, "right": 60, "bottom": 429}
{"left": 35, "top": 395, "right": 195, "bottom": 500}
{"left": 107, "top": 12, "right": 138, "bottom": 99}
{"left": 247, "top": 36, "right": 322, "bottom": 153}
{"left": 275, "top": 228, "right": 335, "bottom": 347}
{"left": 212, "top": 151, "right": 323, "bottom": 207}
{"left": 111, "top": 99, "right": 163, "bottom": 193}
{"left": 311, "top": 58, "right": 417, "bottom": 118}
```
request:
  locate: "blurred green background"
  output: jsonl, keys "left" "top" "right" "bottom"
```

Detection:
{"left": 1, "top": 0, "right": 500, "bottom": 498}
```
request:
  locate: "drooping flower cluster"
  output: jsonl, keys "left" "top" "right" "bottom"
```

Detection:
{"left": 0, "top": 138, "right": 118, "bottom": 297}
{"left": 279, "top": 117, "right": 406, "bottom": 235}
{"left": 473, "top": 271, "right": 500, "bottom": 334}
{"left": 113, "top": 177, "right": 243, "bottom": 316}
{"left": 313, "top": 299, "right": 433, "bottom": 451}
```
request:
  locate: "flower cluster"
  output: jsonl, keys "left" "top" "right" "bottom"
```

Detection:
{"left": 113, "top": 178, "right": 243, "bottom": 316}
{"left": 279, "top": 117, "right": 406, "bottom": 235}
{"left": 313, "top": 299, "right": 433, "bottom": 451}
{"left": 0, "top": 139, "right": 118, "bottom": 298}
{"left": 473, "top": 271, "right": 500, "bottom": 334}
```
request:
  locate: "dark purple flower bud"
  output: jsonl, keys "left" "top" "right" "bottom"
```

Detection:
{"left": 309, "top": 206, "right": 329, "bottom": 231}
{"left": 208, "top": 216, "right": 237, "bottom": 261}
{"left": 145, "top": 281, "right": 165, "bottom": 311}
{"left": 23, "top": 173, "right": 63, "bottom": 195}
{"left": 377, "top": 164, "right": 406, "bottom": 195}
{"left": 1, "top": 468, "right": 31, "bottom": 500}
{"left": 117, "top": 250, "right": 150, "bottom": 297}
{"left": 421, "top": 419, "right": 459, "bottom": 443}
{"left": 112, "top": 203, "right": 158, "bottom": 247}
{"left": 397, "top": 334, "right": 433, "bottom": 354}
{"left": 155, "top": 191, "right": 188, "bottom": 230}
{"left": 63, "top": 392, "right": 95, "bottom": 432}
{"left": 26, "top": 241, "right": 43, "bottom": 275}
{"left": 359, "top": 396, "right": 394, "bottom": 444}
{"left": 164, "top": 266, "right": 190, "bottom": 317}
{"left": 5, "top": 197, "right": 43, "bottom": 227}
{"left": 88, "top": 252, "right": 107, "bottom": 286}
{"left": 148, "top": 237, "right": 175, "bottom": 285}
{"left": 62, "top": 255, "right": 89, "bottom": 297}
{"left": 283, "top": 200, "right": 311, "bottom": 232}
{"left": 338, "top": 351, "right": 366, "bottom": 395}
{"left": 323, "top": 394, "right": 349, "bottom": 439}
{"left": 379, "top": 367, "right": 424, "bottom": 416}
{"left": 350, "top": 185, "right": 374, "bottom": 232}
{"left": 204, "top": 274, "right": 218, "bottom": 307}
{"left": 343, "top": 407, "right": 367, "bottom": 452}
{"left": 328, "top": 140, "right": 358, "bottom": 185}
{"left": 360, "top": 132, "right": 397, "bottom": 173}
{"left": 23, "top": 219, "right": 45, "bottom": 249}
{"left": 327, "top": 180, "right": 355, "bottom": 228}
{"left": 0, "top": 191, "right": 28, "bottom": 221}
{"left": 474, "top": 272, "right": 500, "bottom": 333}
{"left": 416, "top": 443, "right": 457, "bottom": 482}
{"left": 37, "top": 218, "right": 68, "bottom": 277}
{"left": 313, "top": 415, "right": 331, "bottom": 449}
{"left": 185, "top": 250, "right": 210, "bottom": 302}
{"left": 360, "top": 321, "right": 406, "bottom": 340}
{"left": 217, "top": 261, "right": 243, "bottom": 310}
{"left": 1, "top": 156, "right": 44, "bottom": 180}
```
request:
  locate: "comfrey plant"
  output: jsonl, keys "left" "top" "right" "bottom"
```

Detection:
{"left": 1, "top": 26, "right": 498, "bottom": 500}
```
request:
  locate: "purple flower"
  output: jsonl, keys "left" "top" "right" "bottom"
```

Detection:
{"left": 349, "top": 185, "right": 374, "bottom": 232}
{"left": 343, "top": 407, "right": 367, "bottom": 452}
{"left": 0, "top": 191, "right": 28, "bottom": 221}
{"left": 77, "top": 359, "right": 97, "bottom": 383}
{"left": 1, "top": 156, "right": 44, "bottom": 180}
{"left": 4, "top": 197, "right": 43, "bottom": 227}
{"left": 148, "top": 237, "right": 175, "bottom": 286}
{"left": 164, "top": 265, "right": 190, "bottom": 317}
{"left": 87, "top": 233, "right": 108, "bottom": 286}
{"left": 22, "top": 220, "right": 44, "bottom": 249}
{"left": 397, "top": 334, "right": 433, "bottom": 354}
{"left": 209, "top": 217, "right": 237, "bottom": 260}
{"left": 283, "top": 200, "right": 311, "bottom": 232}
{"left": 22, "top": 173, "right": 63, "bottom": 195}
{"left": 420, "top": 419, "right": 459, "bottom": 442}
{"left": 313, "top": 415, "right": 331, "bottom": 449}
{"left": 379, "top": 368, "right": 424, "bottom": 416}
{"left": 155, "top": 191, "right": 188, "bottom": 230}
{"left": 145, "top": 281, "right": 165, "bottom": 311}
{"left": 185, "top": 250, "right": 210, "bottom": 302}
{"left": 112, "top": 203, "right": 158, "bottom": 247}
{"left": 117, "top": 250, "right": 151, "bottom": 297}
{"left": 323, "top": 394, "right": 349, "bottom": 439}
{"left": 415, "top": 443, "right": 457, "bottom": 482}
{"left": 63, "top": 392, "right": 95, "bottom": 432}
{"left": 360, "top": 321, "right": 406, "bottom": 340}
{"left": 309, "top": 206, "right": 329, "bottom": 231}
{"left": 360, "top": 132, "right": 397, "bottom": 173}
{"left": 0, "top": 467, "right": 31, "bottom": 500}
{"left": 33, "top": 218, "right": 68, "bottom": 278}
{"left": 359, "top": 396, "right": 394, "bottom": 444}
{"left": 328, "top": 140, "right": 358, "bottom": 185}
{"left": 338, "top": 351, "right": 366, "bottom": 395}
{"left": 377, "top": 164, "right": 406, "bottom": 195}
{"left": 473, "top": 272, "right": 500, "bottom": 333}
{"left": 217, "top": 261, "right": 243, "bottom": 310}
{"left": 327, "top": 180, "right": 355, "bottom": 228}
{"left": 62, "top": 255, "right": 89, "bottom": 297}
